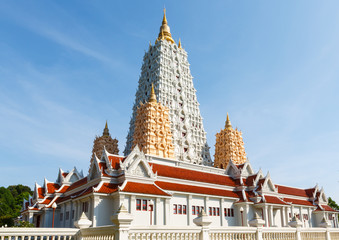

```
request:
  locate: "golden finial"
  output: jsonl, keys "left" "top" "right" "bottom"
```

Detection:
{"left": 178, "top": 38, "right": 182, "bottom": 48}
{"left": 103, "top": 121, "right": 110, "bottom": 136}
{"left": 163, "top": 8, "right": 167, "bottom": 24}
{"left": 156, "top": 8, "right": 175, "bottom": 44}
{"left": 225, "top": 113, "right": 233, "bottom": 130}
{"left": 149, "top": 84, "right": 157, "bottom": 103}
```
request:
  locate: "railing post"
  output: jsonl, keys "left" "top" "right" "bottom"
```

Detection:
{"left": 193, "top": 209, "right": 212, "bottom": 240}
{"left": 296, "top": 227, "right": 301, "bottom": 240}
{"left": 256, "top": 227, "right": 263, "bottom": 240}
{"left": 111, "top": 204, "right": 133, "bottom": 240}
{"left": 325, "top": 228, "right": 331, "bottom": 240}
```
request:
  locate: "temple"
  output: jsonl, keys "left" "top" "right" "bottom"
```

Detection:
{"left": 21, "top": 10, "right": 338, "bottom": 230}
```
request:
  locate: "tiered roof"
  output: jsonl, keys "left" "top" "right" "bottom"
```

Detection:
{"left": 22, "top": 146, "right": 336, "bottom": 215}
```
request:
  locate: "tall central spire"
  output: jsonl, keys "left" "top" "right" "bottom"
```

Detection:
{"left": 156, "top": 8, "right": 175, "bottom": 44}
{"left": 125, "top": 10, "right": 212, "bottom": 165}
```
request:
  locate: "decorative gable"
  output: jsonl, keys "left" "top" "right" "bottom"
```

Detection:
{"left": 88, "top": 153, "right": 102, "bottom": 181}
{"left": 121, "top": 145, "right": 157, "bottom": 181}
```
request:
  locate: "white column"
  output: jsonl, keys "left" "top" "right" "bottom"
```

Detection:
{"left": 307, "top": 208, "right": 312, "bottom": 227}
{"left": 285, "top": 207, "right": 289, "bottom": 225}
{"left": 155, "top": 197, "right": 160, "bottom": 225}
{"left": 219, "top": 198, "right": 224, "bottom": 226}
{"left": 281, "top": 207, "right": 286, "bottom": 227}
{"left": 299, "top": 207, "right": 303, "bottom": 227}
{"left": 204, "top": 196, "right": 209, "bottom": 211}
{"left": 130, "top": 195, "right": 136, "bottom": 215}
{"left": 165, "top": 199, "right": 170, "bottom": 225}
{"left": 268, "top": 206, "right": 274, "bottom": 227}
{"left": 92, "top": 196, "right": 100, "bottom": 227}
{"left": 187, "top": 195, "right": 192, "bottom": 226}
{"left": 263, "top": 206, "right": 269, "bottom": 227}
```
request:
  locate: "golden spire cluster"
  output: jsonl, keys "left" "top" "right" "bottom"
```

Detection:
{"left": 132, "top": 87, "right": 174, "bottom": 159}
{"left": 214, "top": 113, "right": 247, "bottom": 168}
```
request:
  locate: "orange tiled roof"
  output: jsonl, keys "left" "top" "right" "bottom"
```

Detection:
{"left": 37, "top": 187, "right": 45, "bottom": 198}
{"left": 122, "top": 182, "right": 171, "bottom": 196}
{"left": 95, "top": 183, "right": 120, "bottom": 194}
{"left": 151, "top": 163, "right": 237, "bottom": 187}
{"left": 40, "top": 197, "right": 54, "bottom": 205}
{"left": 57, "top": 185, "right": 70, "bottom": 193}
{"left": 108, "top": 156, "right": 125, "bottom": 170}
{"left": 277, "top": 185, "right": 312, "bottom": 198}
{"left": 156, "top": 181, "right": 239, "bottom": 198}
{"left": 264, "top": 196, "right": 289, "bottom": 205}
{"left": 46, "top": 183, "right": 60, "bottom": 194}
{"left": 67, "top": 177, "right": 88, "bottom": 191}
{"left": 320, "top": 205, "right": 337, "bottom": 212}
{"left": 283, "top": 198, "right": 314, "bottom": 206}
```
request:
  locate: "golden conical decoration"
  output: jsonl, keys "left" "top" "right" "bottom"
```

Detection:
{"left": 225, "top": 113, "right": 233, "bottom": 129}
{"left": 178, "top": 38, "right": 182, "bottom": 48}
{"left": 214, "top": 113, "right": 247, "bottom": 169}
{"left": 132, "top": 86, "right": 175, "bottom": 159}
{"left": 149, "top": 84, "right": 157, "bottom": 103}
{"left": 156, "top": 8, "right": 175, "bottom": 44}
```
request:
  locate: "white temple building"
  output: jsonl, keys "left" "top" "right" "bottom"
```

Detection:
{"left": 21, "top": 10, "right": 338, "bottom": 230}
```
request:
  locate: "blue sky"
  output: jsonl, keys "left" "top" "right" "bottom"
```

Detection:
{"left": 0, "top": 1, "right": 338, "bottom": 201}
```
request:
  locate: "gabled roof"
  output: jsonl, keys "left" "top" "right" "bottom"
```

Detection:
{"left": 264, "top": 196, "right": 289, "bottom": 205}
{"left": 95, "top": 183, "right": 120, "bottom": 194}
{"left": 277, "top": 185, "right": 313, "bottom": 198}
{"left": 46, "top": 183, "right": 60, "bottom": 194}
{"left": 67, "top": 177, "right": 88, "bottom": 191}
{"left": 283, "top": 197, "right": 314, "bottom": 206}
{"left": 122, "top": 182, "right": 170, "bottom": 196}
{"left": 319, "top": 205, "right": 337, "bottom": 212}
{"left": 155, "top": 181, "right": 239, "bottom": 198}
{"left": 151, "top": 163, "right": 237, "bottom": 187}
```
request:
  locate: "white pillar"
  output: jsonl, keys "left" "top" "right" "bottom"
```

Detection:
{"left": 281, "top": 207, "right": 286, "bottom": 227}
{"left": 285, "top": 207, "right": 289, "bottom": 226}
{"left": 299, "top": 207, "right": 303, "bottom": 228}
{"left": 92, "top": 196, "right": 100, "bottom": 227}
{"left": 219, "top": 198, "right": 224, "bottom": 226}
{"left": 165, "top": 199, "right": 170, "bottom": 225}
{"left": 204, "top": 197, "right": 209, "bottom": 211}
{"left": 268, "top": 206, "right": 274, "bottom": 227}
{"left": 187, "top": 195, "right": 192, "bottom": 226}
{"left": 263, "top": 206, "right": 269, "bottom": 227}
{"left": 130, "top": 195, "right": 136, "bottom": 216}
{"left": 155, "top": 197, "right": 160, "bottom": 225}
{"left": 307, "top": 208, "right": 312, "bottom": 227}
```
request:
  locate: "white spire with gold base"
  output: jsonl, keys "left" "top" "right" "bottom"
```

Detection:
{"left": 125, "top": 10, "right": 211, "bottom": 165}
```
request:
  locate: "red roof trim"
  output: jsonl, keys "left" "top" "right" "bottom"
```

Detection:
{"left": 155, "top": 181, "right": 239, "bottom": 198}
{"left": 151, "top": 163, "right": 237, "bottom": 187}
{"left": 283, "top": 198, "right": 314, "bottom": 206}
{"left": 122, "top": 182, "right": 170, "bottom": 196}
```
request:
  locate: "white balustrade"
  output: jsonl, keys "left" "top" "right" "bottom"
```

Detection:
{"left": 1, "top": 226, "right": 339, "bottom": 240}
{"left": 0, "top": 228, "right": 78, "bottom": 240}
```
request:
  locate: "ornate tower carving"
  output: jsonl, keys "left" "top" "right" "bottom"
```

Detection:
{"left": 132, "top": 85, "right": 175, "bottom": 159}
{"left": 91, "top": 122, "right": 119, "bottom": 163}
{"left": 125, "top": 10, "right": 211, "bottom": 165}
{"left": 214, "top": 114, "right": 247, "bottom": 169}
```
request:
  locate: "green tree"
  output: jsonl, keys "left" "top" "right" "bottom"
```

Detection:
{"left": 0, "top": 185, "right": 32, "bottom": 227}
{"left": 328, "top": 197, "right": 339, "bottom": 221}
